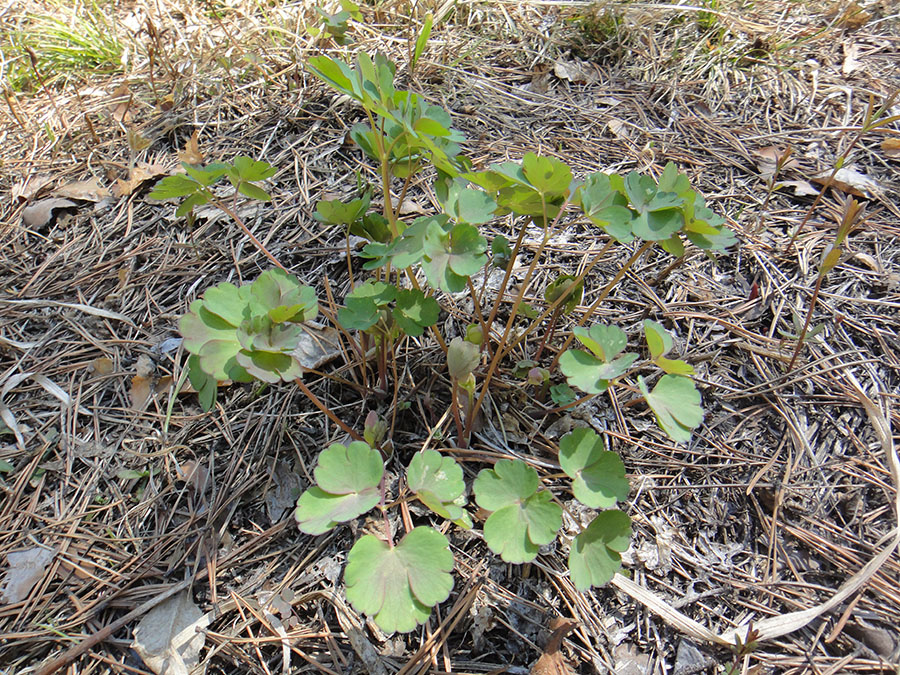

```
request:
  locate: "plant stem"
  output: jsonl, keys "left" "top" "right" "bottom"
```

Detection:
{"left": 207, "top": 194, "right": 286, "bottom": 271}
{"left": 785, "top": 92, "right": 899, "bottom": 250}
{"left": 294, "top": 378, "right": 364, "bottom": 442}
{"left": 549, "top": 240, "right": 653, "bottom": 370}
{"left": 785, "top": 261, "right": 823, "bottom": 373}
{"left": 464, "top": 197, "right": 572, "bottom": 443}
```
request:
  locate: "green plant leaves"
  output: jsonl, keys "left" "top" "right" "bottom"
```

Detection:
{"left": 407, "top": 450, "right": 472, "bottom": 527}
{"left": 559, "top": 324, "right": 637, "bottom": 394}
{"left": 568, "top": 510, "right": 631, "bottom": 590}
{"left": 637, "top": 375, "right": 703, "bottom": 443}
{"left": 473, "top": 459, "right": 562, "bottom": 563}
{"left": 179, "top": 270, "right": 318, "bottom": 400}
{"left": 294, "top": 441, "right": 384, "bottom": 535}
{"left": 422, "top": 221, "right": 487, "bottom": 293}
{"left": 558, "top": 428, "right": 628, "bottom": 508}
{"left": 392, "top": 289, "right": 439, "bottom": 336}
{"left": 150, "top": 157, "right": 274, "bottom": 219}
{"left": 442, "top": 179, "right": 497, "bottom": 225}
{"left": 577, "top": 172, "right": 635, "bottom": 243}
{"left": 345, "top": 526, "right": 453, "bottom": 633}
{"left": 643, "top": 319, "right": 693, "bottom": 375}
{"left": 544, "top": 274, "right": 583, "bottom": 314}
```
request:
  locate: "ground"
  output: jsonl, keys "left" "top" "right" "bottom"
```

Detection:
{"left": 1, "top": 1, "right": 899, "bottom": 673}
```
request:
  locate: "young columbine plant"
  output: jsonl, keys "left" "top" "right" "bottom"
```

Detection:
{"left": 157, "top": 46, "right": 740, "bottom": 637}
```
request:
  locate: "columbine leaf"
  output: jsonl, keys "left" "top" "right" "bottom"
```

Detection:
{"left": 149, "top": 175, "right": 202, "bottom": 200}
{"left": 643, "top": 319, "right": 693, "bottom": 375}
{"left": 407, "top": 450, "right": 470, "bottom": 525}
{"left": 637, "top": 375, "right": 703, "bottom": 443}
{"left": 237, "top": 182, "right": 271, "bottom": 202}
{"left": 315, "top": 441, "right": 384, "bottom": 494}
{"left": 491, "top": 235, "right": 512, "bottom": 269}
{"left": 442, "top": 180, "right": 497, "bottom": 225}
{"left": 558, "top": 428, "right": 628, "bottom": 508}
{"left": 250, "top": 269, "right": 318, "bottom": 323}
{"left": 231, "top": 155, "right": 277, "bottom": 182}
{"left": 314, "top": 194, "right": 371, "bottom": 227}
{"left": 473, "top": 459, "right": 562, "bottom": 563}
{"left": 294, "top": 486, "right": 382, "bottom": 535}
{"left": 578, "top": 173, "right": 635, "bottom": 242}
{"left": 521, "top": 152, "right": 573, "bottom": 197}
{"left": 294, "top": 441, "right": 384, "bottom": 535}
{"left": 571, "top": 324, "right": 627, "bottom": 361}
{"left": 544, "top": 274, "right": 583, "bottom": 315}
{"left": 559, "top": 325, "right": 637, "bottom": 395}
{"left": 568, "top": 510, "right": 631, "bottom": 591}
{"left": 345, "top": 527, "right": 453, "bottom": 633}
{"left": 422, "top": 222, "right": 488, "bottom": 293}
{"left": 392, "top": 289, "right": 439, "bottom": 336}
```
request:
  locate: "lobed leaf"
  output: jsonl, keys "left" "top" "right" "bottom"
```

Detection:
{"left": 568, "top": 510, "right": 631, "bottom": 590}
{"left": 558, "top": 428, "right": 628, "bottom": 508}
{"left": 345, "top": 527, "right": 453, "bottom": 633}
{"left": 643, "top": 319, "right": 693, "bottom": 375}
{"left": 473, "top": 459, "right": 562, "bottom": 563}
{"left": 392, "top": 289, "right": 439, "bottom": 336}
{"left": 637, "top": 375, "right": 703, "bottom": 443}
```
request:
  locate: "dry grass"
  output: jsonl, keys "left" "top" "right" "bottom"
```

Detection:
{"left": 1, "top": 0, "right": 899, "bottom": 673}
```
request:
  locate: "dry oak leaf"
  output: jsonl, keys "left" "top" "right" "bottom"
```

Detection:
{"left": 178, "top": 130, "right": 204, "bottom": 165}
{"left": 53, "top": 177, "right": 110, "bottom": 202}
{"left": 22, "top": 198, "right": 77, "bottom": 228}
{"left": 132, "top": 590, "right": 208, "bottom": 675}
{"left": 109, "top": 83, "right": 133, "bottom": 123}
{"left": 1, "top": 546, "right": 56, "bottom": 604}
{"left": 113, "top": 163, "right": 169, "bottom": 198}
{"left": 12, "top": 174, "right": 53, "bottom": 202}
{"left": 881, "top": 137, "right": 900, "bottom": 160}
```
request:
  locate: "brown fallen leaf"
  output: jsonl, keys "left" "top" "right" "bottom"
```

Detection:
{"left": 132, "top": 590, "right": 208, "bottom": 675}
{"left": 90, "top": 357, "right": 115, "bottom": 376}
{"left": 178, "top": 129, "right": 204, "bottom": 165}
{"left": 1, "top": 545, "right": 56, "bottom": 603}
{"left": 22, "top": 198, "right": 78, "bottom": 228}
{"left": 531, "top": 619, "right": 577, "bottom": 675}
{"left": 175, "top": 459, "right": 209, "bottom": 493}
{"left": 292, "top": 323, "right": 342, "bottom": 371}
{"left": 110, "top": 83, "right": 133, "bottom": 123}
{"left": 755, "top": 146, "right": 798, "bottom": 178}
{"left": 12, "top": 174, "right": 53, "bottom": 202}
{"left": 553, "top": 57, "right": 598, "bottom": 85}
{"left": 113, "top": 162, "right": 169, "bottom": 198}
{"left": 127, "top": 127, "right": 152, "bottom": 153}
{"left": 811, "top": 166, "right": 880, "bottom": 197}
{"left": 881, "top": 137, "right": 900, "bottom": 159}
{"left": 53, "top": 177, "right": 110, "bottom": 202}
{"left": 130, "top": 355, "right": 158, "bottom": 410}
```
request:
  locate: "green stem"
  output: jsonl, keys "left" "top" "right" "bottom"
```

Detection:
{"left": 549, "top": 240, "right": 653, "bottom": 371}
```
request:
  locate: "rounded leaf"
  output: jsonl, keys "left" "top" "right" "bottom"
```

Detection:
{"left": 315, "top": 441, "right": 384, "bottom": 495}
{"left": 345, "top": 527, "right": 453, "bottom": 633}
{"left": 559, "top": 428, "right": 628, "bottom": 508}
{"left": 568, "top": 510, "right": 631, "bottom": 590}
{"left": 638, "top": 375, "right": 703, "bottom": 443}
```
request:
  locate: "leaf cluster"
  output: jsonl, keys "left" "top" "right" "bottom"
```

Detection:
{"left": 179, "top": 269, "right": 317, "bottom": 409}
{"left": 149, "top": 156, "right": 276, "bottom": 218}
